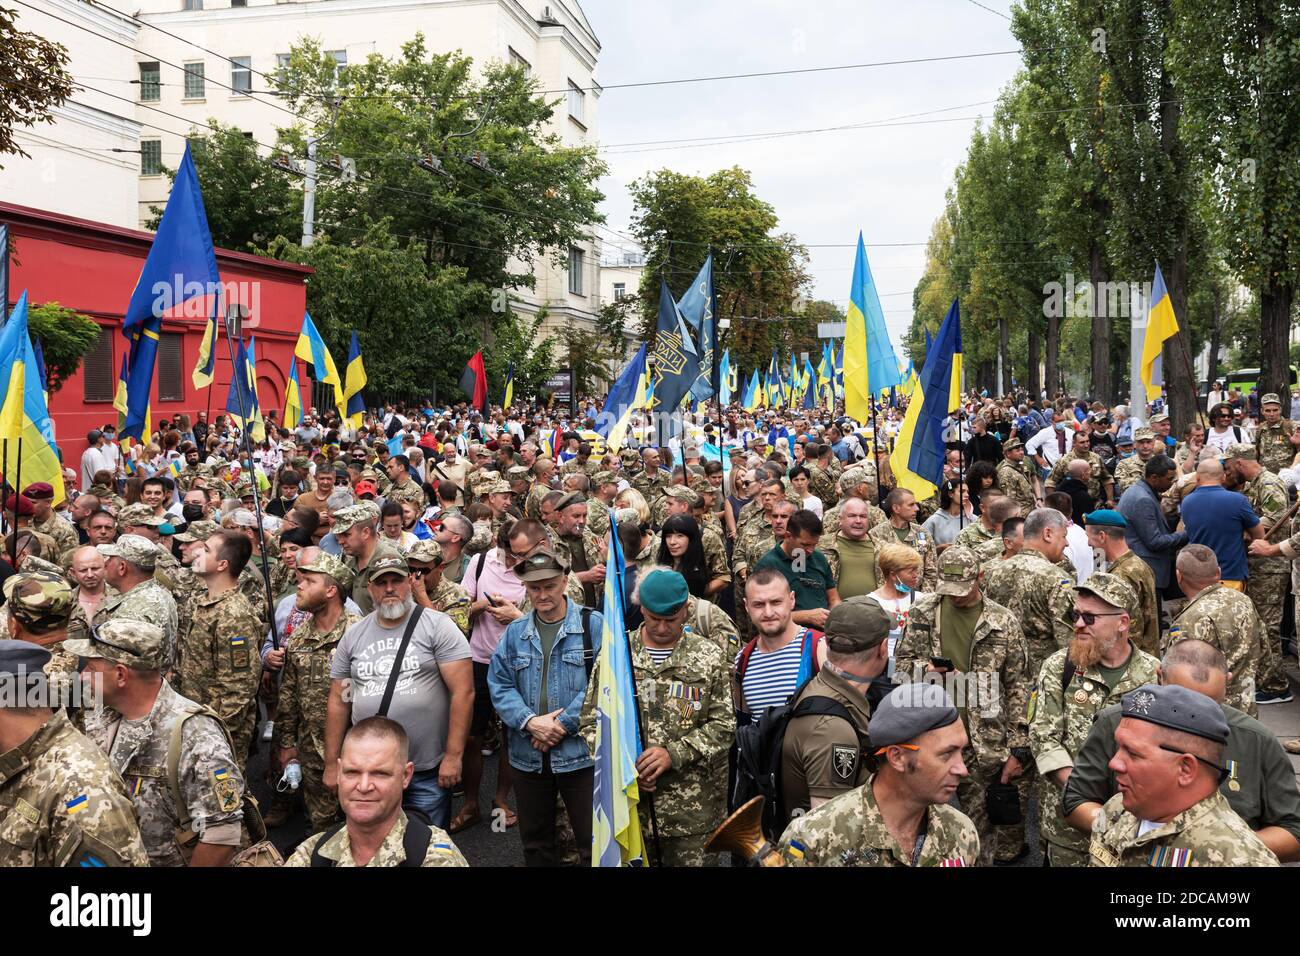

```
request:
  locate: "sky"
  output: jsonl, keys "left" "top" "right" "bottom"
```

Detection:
{"left": 579, "top": 0, "right": 1025, "bottom": 352}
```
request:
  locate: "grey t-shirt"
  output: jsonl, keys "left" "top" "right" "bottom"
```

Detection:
{"left": 331, "top": 607, "right": 472, "bottom": 771}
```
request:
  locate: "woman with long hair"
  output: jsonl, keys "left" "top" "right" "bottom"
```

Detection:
{"left": 920, "top": 477, "right": 974, "bottom": 550}
{"left": 965, "top": 460, "right": 998, "bottom": 516}
{"left": 656, "top": 513, "right": 710, "bottom": 599}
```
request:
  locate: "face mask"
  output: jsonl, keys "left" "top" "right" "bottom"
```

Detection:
{"left": 182, "top": 503, "right": 205, "bottom": 522}
{"left": 1054, "top": 423, "right": 1066, "bottom": 432}
{"left": 895, "top": 580, "right": 912, "bottom": 594}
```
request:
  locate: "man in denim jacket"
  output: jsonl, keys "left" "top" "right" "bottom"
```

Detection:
{"left": 488, "top": 550, "right": 602, "bottom": 866}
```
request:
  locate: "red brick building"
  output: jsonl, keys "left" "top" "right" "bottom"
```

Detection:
{"left": 1, "top": 201, "right": 313, "bottom": 483}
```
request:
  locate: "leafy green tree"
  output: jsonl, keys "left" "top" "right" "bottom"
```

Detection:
{"left": 0, "top": 7, "right": 73, "bottom": 165}
{"left": 27, "top": 303, "right": 100, "bottom": 393}
{"left": 486, "top": 308, "right": 557, "bottom": 403}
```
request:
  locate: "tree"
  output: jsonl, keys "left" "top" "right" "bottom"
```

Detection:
{"left": 558, "top": 321, "right": 622, "bottom": 397}
{"left": 148, "top": 121, "right": 301, "bottom": 251}
{"left": 485, "top": 308, "right": 557, "bottom": 403}
{"left": 0, "top": 7, "right": 73, "bottom": 165}
{"left": 27, "top": 302, "right": 100, "bottom": 392}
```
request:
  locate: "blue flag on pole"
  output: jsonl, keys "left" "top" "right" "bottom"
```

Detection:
{"left": 650, "top": 277, "right": 698, "bottom": 443}
{"left": 679, "top": 254, "right": 717, "bottom": 402}
{"left": 890, "top": 299, "right": 963, "bottom": 498}
{"left": 596, "top": 343, "right": 650, "bottom": 454}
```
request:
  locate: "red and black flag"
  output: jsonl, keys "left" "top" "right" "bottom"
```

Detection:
{"left": 459, "top": 350, "right": 489, "bottom": 414}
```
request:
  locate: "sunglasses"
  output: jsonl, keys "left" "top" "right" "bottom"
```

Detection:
{"left": 1069, "top": 608, "right": 1125, "bottom": 626}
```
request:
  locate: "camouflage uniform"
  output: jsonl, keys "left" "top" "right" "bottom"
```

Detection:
{"left": 239, "top": 554, "right": 273, "bottom": 628}
{"left": 895, "top": 593, "right": 1031, "bottom": 865}
{"left": 735, "top": 497, "right": 768, "bottom": 538}
{"left": 983, "top": 548, "right": 1075, "bottom": 678}
{"left": 820, "top": 498, "right": 886, "bottom": 540}
{"left": 426, "top": 577, "right": 471, "bottom": 638}
{"left": 631, "top": 469, "right": 669, "bottom": 505}
{"left": 1165, "top": 584, "right": 1263, "bottom": 717}
{"left": 1090, "top": 790, "right": 1279, "bottom": 867}
{"left": 92, "top": 579, "right": 179, "bottom": 673}
{"left": 1031, "top": 645, "right": 1160, "bottom": 867}
{"left": 1241, "top": 469, "right": 1291, "bottom": 696}
{"left": 276, "top": 610, "right": 361, "bottom": 830}
{"left": 286, "top": 811, "right": 468, "bottom": 866}
{"left": 385, "top": 476, "right": 425, "bottom": 510}
{"left": 87, "top": 482, "right": 126, "bottom": 512}
{"left": 580, "top": 628, "right": 735, "bottom": 867}
{"left": 1255, "top": 418, "right": 1296, "bottom": 475}
{"left": 344, "top": 541, "right": 403, "bottom": 615}
{"left": 700, "top": 524, "right": 731, "bottom": 587}
{"left": 1045, "top": 448, "right": 1110, "bottom": 502}
{"left": 777, "top": 774, "right": 979, "bottom": 867}
{"left": 68, "top": 584, "right": 117, "bottom": 645}
{"left": 683, "top": 594, "right": 741, "bottom": 660}
{"left": 524, "top": 482, "right": 552, "bottom": 522}
{"left": 868, "top": 520, "right": 938, "bottom": 592}
{"left": 997, "top": 459, "right": 1037, "bottom": 514}
{"left": 586, "top": 499, "right": 612, "bottom": 539}
{"left": 953, "top": 522, "right": 995, "bottom": 551}
{"left": 807, "top": 463, "right": 839, "bottom": 509}
{"left": 1112, "top": 454, "right": 1152, "bottom": 496}
{"left": 33, "top": 513, "right": 78, "bottom": 563}
{"left": 176, "top": 586, "right": 264, "bottom": 762}
{"left": 0, "top": 709, "right": 149, "bottom": 867}
{"left": 1106, "top": 551, "right": 1160, "bottom": 655}
{"left": 85, "top": 679, "right": 246, "bottom": 867}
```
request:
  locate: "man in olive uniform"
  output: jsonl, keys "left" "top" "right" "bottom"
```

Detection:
{"left": 868, "top": 488, "right": 938, "bottom": 592}
{"left": 24, "top": 482, "right": 78, "bottom": 563}
{"left": 775, "top": 683, "right": 979, "bottom": 867}
{"left": 630, "top": 447, "right": 670, "bottom": 504}
{"left": 780, "top": 598, "right": 889, "bottom": 824}
{"left": 952, "top": 493, "right": 1012, "bottom": 551}
{"left": 1112, "top": 427, "right": 1160, "bottom": 496}
{"left": 73, "top": 620, "right": 247, "bottom": 866}
{"left": 276, "top": 552, "right": 361, "bottom": 831}
{"left": 1084, "top": 509, "right": 1159, "bottom": 655}
{"left": 176, "top": 529, "right": 265, "bottom": 763}
{"left": 1045, "top": 431, "right": 1115, "bottom": 508}
{"left": 1255, "top": 393, "right": 1296, "bottom": 475}
{"left": 1224, "top": 443, "right": 1293, "bottom": 704}
{"left": 336, "top": 501, "right": 401, "bottom": 614}
{"left": 821, "top": 497, "right": 882, "bottom": 600}
{"left": 895, "top": 546, "right": 1032, "bottom": 865}
{"left": 93, "top": 534, "right": 180, "bottom": 672}
{"left": 996, "top": 438, "right": 1037, "bottom": 515}
{"left": 5, "top": 493, "right": 59, "bottom": 561}
{"left": 819, "top": 467, "right": 885, "bottom": 540}
{"left": 554, "top": 491, "right": 606, "bottom": 609}
{"left": 0, "top": 641, "right": 149, "bottom": 866}
{"left": 580, "top": 569, "right": 734, "bottom": 866}
{"left": 1030, "top": 573, "right": 1160, "bottom": 867}
{"left": 984, "top": 508, "right": 1076, "bottom": 679}
{"left": 1089, "top": 683, "right": 1279, "bottom": 867}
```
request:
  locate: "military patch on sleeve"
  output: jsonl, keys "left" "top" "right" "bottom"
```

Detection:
{"left": 831, "top": 744, "right": 859, "bottom": 781}
{"left": 211, "top": 766, "right": 241, "bottom": 813}
{"left": 1027, "top": 689, "right": 1038, "bottom": 723}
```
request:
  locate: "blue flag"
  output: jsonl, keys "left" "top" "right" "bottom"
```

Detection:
{"left": 121, "top": 144, "right": 221, "bottom": 441}
{"left": 649, "top": 277, "right": 698, "bottom": 443}
{"left": 890, "top": 299, "right": 963, "bottom": 498}
{"left": 596, "top": 343, "right": 650, "bottom": 454}
{"left": 679, "top": 254, "right": 717, "bottom": 402}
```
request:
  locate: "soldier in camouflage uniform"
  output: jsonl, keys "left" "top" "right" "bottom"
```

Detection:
{"left": 1225, "top": 444, "right": 1293, "bottom": 700}
{"left": 24, "top": 482, "right": 79, "bottom": 563}
{"left": 1112, "top": 427, "right": 1160, "bottom": 496}
{"left": 1089, "top": 684, "right": 1279, "bottom": 867}
{"left": 580, "top": 569, "right": 734, "bottom": 866}
{"left": 631, "top": 449, "right": 671, "bottom": 505}
{"left": 1084, "top": 510, "right": 1160, "bottom": 655}
{"left": 983, "top": 508, "right": 1076, "bottom": 679}
{"left": 585, "top": 471, "right": 619, "bottom": 540}
{"left": 87, "top": 477, "right": 127, "bottom": 513}
{"left": 996, "top": 438, "right": 1038, "bottom": 515}
{"left": 72, "top": 620, "right": 248, "bottom": 867}
{"left": 1166, "top": 544, "right": 1263, "bottom": 717}
{"left": 275, "top": 553, "right": 361, "bottom": 831}
{"left": 1030, "top": 574, "right": 1160, "bottom": 867}
{"left": 733, "top": 500, "right": 791, "bottom": 638}
{"left": 806, "top": 448, "right": 839, "bottom": 511}
{"left": 3, "top": 570, "right": 81, "bottom": 717}
{"left": 170, "top": 520, "right": 220, "bottom": 655}
{"left": 1255, "top": 393, "right": 1296, "bottom": 475}
{"left": 553, "top": 491, "right": 606, "bottom": 608}
{"left": 820, "top": 467, "right": 886, "bottom": 540}
{"left": 5, "top": 493, "right": 60, "bottom": 562}
{"left": 336, "top": 502, "right": 402, "bottom": 614}
{"left": 1044, "top": 431, "right": 1115, "bottom": 507}
{"left": 895, "top": 547, "right": 1032, "bottom": 865}
{"left": 407, "top": 540, "right": 471, "bottom": 638}
{"left": 867, "top": 489, "right": 938, "bottom": 592}
{"left": 176, "top": 529, "right": 265, "bottom": 763}
{"left": 776, "top": 683, "right": 979, "bottom": 867}
{"left": 384, "top": 455, "right": 426, "bottom": 510}
{"left": 93, "top": 535, "right": 180, "bottom": 672}
{"left": 524, "top": 459, "right": 557, "bottom": 521}
{"left": 67, "top": 546, "right": 117, "bottom": 647}
{"left": 0, "top": 641, "right": 149, "bottom": 867}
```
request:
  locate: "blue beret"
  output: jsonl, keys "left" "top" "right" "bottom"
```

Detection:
{"left": 639, "top": 569, "right": 690, "bottom": 615}
{"left": 1083, "top": 508, "right": 1127, "bottom": 529}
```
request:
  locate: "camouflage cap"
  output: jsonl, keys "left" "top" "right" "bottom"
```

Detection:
{"left": 368, "top": 551, "right": 410, "bottom": 581}
{"left": 483, "top": 479, "right": 513, "bottom": 495}
{"left": 1133, "top": 426, "right": 1156, "bottom": 442}
{"left": 97, "top": 534, "right": 159, "bottom": 569}
{"left": 297, "top": 551, "right": 355, "bottom": 592}
{"left": 1074, "top": 571, "right": 1139, "bottom": 618}
{"left": 840, "top": 467, "right": 871, "bottom": 491}
{"left": 234, "top": 478, "right": 256, "bottom": 497}
{"left": 592, "top": 470, "right": 617, "bottom": 487}
{"left": 663, "top": 484, "right": 700, "bottom": 506}
{"left": 175, "top": 519, "right": 219, "bottom": 543}
{"left": 618, "top": 448, "right": 641, "bottom": 463}
{"left": 1224, "top": 443, "right": 1257, "bottom": 462}
{"left": 118, "top": 503, "right": 166, "bottom": 527}
{"left": 65, "top": 619, "right": 164, "bottom": 670}
{"left": 1148, "top": 413, "right": 1170, "bottom": 424}
{"left": 824, "top": 596, "right": 890, "bottom": 651}
{"left": 2, "top": 569, "right": 72, "bottom": 634}
{"left": 333, "top": 501, "right": 380, "bottom": 534}
{"left": 934, "top": 546, "right": 981, "bottom": 597}
{"left": 1002, "top": 437, "right": 1023, "bottom": 452}
{"left": 405, "top": 539, "right": 443, "bottom": 565}
{"left": 506, "top": 466, "right": 532, "bottom": 482}
{"left": 1262, "top": 393, "right": 1282, "bottom": 407}
{"left": 688, "top": 476, "right": 713, "bottom": 495}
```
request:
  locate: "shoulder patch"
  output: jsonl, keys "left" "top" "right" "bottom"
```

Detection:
{"left": 831, "top": 744, "right": 859, "bottom": 781}
{"left": 211, "top": 767, "right": 241, "bottom": 813}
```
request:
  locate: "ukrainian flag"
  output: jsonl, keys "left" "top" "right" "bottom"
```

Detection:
{"left": 246, "top": 335, "right": 266, "bottom": 442}
{"left": 502, "top": 361, "right": 514, "bottom": 411}
{"left": 592, "top": 506, "right": 644, "bottom": 867}
{"left": 295, "top": 311, "right": 345, "bottom": 417}
{"left": 192, "top": 309, "right": 219, "bottom": 390}
{"left": 890, "top": 299, "right": 962, "bottom": 499}
{"left": 226, "top": 338, "right": 261, "bottom": 440}
{"left": 0, "top": 292, "right": 67, "bottom": 503}
{"left": 284, "top": 359, "right": 304, "bottom": 431}
{"left": 844, "top": 233, "right": 902, "bottom": 423}
{"left": 345, "top": 330, "right": 367, "bottom": 428}
{"left": 1140, "top": 262, "right": 1179, "bottom": 402}
{"left": 596, "top": 344, "right": 649, "bottom": 454}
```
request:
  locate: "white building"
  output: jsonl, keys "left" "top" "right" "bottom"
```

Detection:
{"left": 599, "top": 242, "right": 645, "bottom": 308}
{"left": 0, "top": 0, "right": 143, "bottom": 228}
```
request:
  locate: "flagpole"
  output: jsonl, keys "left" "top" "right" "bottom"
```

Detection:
{"left": 10, "top": 437, "right": 22, "bottom": 565}
{"left": 223, "top": 304, "right": 281, "bottom": 650}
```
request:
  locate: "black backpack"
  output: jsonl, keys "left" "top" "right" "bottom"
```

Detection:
{"left": 732, "top": 675, "right": 884, "bottom": 841}
{"left": 309, "top": 817, "right": 432, "bottom": 867}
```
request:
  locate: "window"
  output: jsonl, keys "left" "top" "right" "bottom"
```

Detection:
{"left": 183, "top": 61, "right": 205, "bottom": 99}
{"left": 138, "top": 62, "right": 160, "bottom": 102}
{"left": 613, "top": 282, "right": 626, "bottom": 300}
{"left": 158, "top": 333, "right": 184, "bottom": 401}
{"left": 231, "top": 0, "right": 246, "bottom": 6}
{"left": 231, "top": 56, "right": 252, "bottom": 94}
{"left": 83, "top": 328, "right": 115, "bottom": 403}
{"left": 276, "top": 53, "right": 291, "bottom": 71}
{"left": 508, "top": 47, "right": 532, "bottom": 78}
{"left": 566, "top": 80, "right": 584, "bottom": 125}
{"left": 568, "top": 246, "right": 584, "bottom": 295}
{"left": 141, "top": 140, "right": 162, "bottom": 176}
{"left": 327, "top": 49, "right": 347, "bottom": 84}
{"left": 182, "top": 0, "right": 202, "bottom": 9}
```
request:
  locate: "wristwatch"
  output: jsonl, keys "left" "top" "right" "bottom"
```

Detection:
{"left": 1010, "top": 747, "right": 1032, "bottom": 766}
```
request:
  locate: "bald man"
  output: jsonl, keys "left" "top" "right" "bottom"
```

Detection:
{"left": 68, "top": 544, "right": 116, "bottom": 643}
{"left": 1180, "top": 458, "right": 1264, "bottom": 590}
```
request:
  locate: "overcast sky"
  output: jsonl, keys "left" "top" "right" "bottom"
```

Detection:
{"left": 580, "top": 0, "right": 1024, "bottom": 351}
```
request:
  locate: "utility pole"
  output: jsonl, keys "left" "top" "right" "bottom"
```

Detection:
{"left": 302, "top": 135, "right": 318, "bottom": 247}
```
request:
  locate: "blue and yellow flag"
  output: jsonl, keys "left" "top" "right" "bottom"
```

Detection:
{"left": 295, "top": 311, "right": 345, "bottom": 417}
{"left": 890, "top": 299, "right": 962, "bottom": 499}
{"left": 192, "top": 309, "right": 219, "bottom": 390}
{"left": 225, "top": 338, "right": 262, "bottom": 439}
{"left": 0, "top": 292, "right": 66, "bottom": 503}
{"left": 284, "top": 359, "right": 304, "bottom": 431}
{"left": 592, "top": 507, "right": 644, "bottom": 867}
{"left": 345, "top": 330, "right": 367, "bottom": 428}
{"left": 596, "top": 343, "right": 649, "bottom": 454}
{"left": 718, "top": 350, "right": 733, "bottom": 406}
{"left": 1140, "top": 262, "right": 1178, "bottom": 402}
{"left": 844, "top": 233, "right": 902, "bottom": 422}
{"left": 502, "top": 361, "right": 514, "bottom": 411}
{"left": 121, "top": 144, "right": 221, "bottom": 441}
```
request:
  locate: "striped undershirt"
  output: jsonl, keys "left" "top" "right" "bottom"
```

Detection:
{"left": 645, "top": 646, "right": 674, "bottom": 665}
{"left": 735, "top": 633, "right": 806, "bottom": 714}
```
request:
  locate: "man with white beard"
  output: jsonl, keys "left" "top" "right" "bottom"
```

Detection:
{"left": 324, "top": 551, "right": 473, "bottom": 830}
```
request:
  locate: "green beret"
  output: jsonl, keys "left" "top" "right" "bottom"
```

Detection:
{"left": 639, "top": 568, "right": 690, "bottom": 616}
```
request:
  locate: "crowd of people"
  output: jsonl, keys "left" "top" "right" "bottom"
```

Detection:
{"left": 1, "top": 380, "right": 1298, "bottom": 869}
